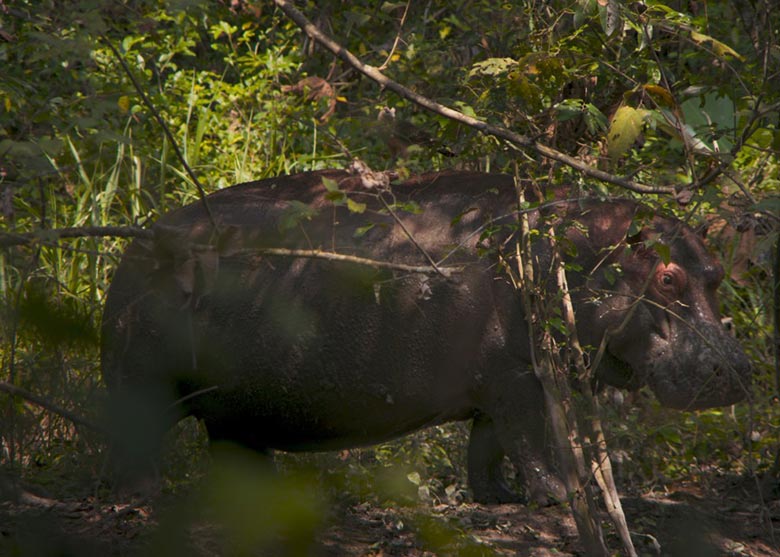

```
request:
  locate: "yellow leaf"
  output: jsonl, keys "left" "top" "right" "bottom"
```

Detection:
{"left": 3, "top": 96, "right": 10, "bottom": 112}
{"left": 607, "top": 106, "right": 647, "bottom": 158}
{"left": 690, "top": 30, "right": 744, "bottom": 61}
{"left": 118, "top": 95, "right": 130, "bottom": 113}
{"left": 642, "top": 84, "right": 676, "bottom": 108}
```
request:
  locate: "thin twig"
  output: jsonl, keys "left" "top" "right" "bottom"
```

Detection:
{"left": 376, "top": 192, "right": 449, "bottom": 278}
{"left": 272, "top": 0, "right": 675, "bottom": 196}
{"left": 166, "top": 386, "right": 219, "bottom": 411}
{"left": 378, "top": 0, "right": 411, "bottom": 71}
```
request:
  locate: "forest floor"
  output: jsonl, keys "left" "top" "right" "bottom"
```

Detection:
{"left": 1, "top": 467, "right": 779, "bottom": 556}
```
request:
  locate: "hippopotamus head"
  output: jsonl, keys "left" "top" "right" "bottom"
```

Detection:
{"left": 570, "top": 204, "right": 752, "bottom": 410}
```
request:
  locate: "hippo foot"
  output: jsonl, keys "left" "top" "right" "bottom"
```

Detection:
{"left": 471, "top": 481, "right": 526, "bottom": 505}
{"left": 525, "top": 472, "right": 567, "bottom": 507}
{"left": 110, "top": 462, "right": 162, "bottom": 500}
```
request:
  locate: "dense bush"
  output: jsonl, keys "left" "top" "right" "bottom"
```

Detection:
{"left": 0, "top": 0, "right": 777, "bottom": 539}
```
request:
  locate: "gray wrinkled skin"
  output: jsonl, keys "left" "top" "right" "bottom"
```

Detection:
{"left": 101, "top": 170, "right": 752, "bottom": 504}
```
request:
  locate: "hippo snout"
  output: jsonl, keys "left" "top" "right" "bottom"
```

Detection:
{"left": 646, "top": 322, "right": 752, "bottom": 411}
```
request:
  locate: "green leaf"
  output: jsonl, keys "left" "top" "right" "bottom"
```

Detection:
{"left": 468, "top": 57, "right": 518, "bottom": 77}
{"left": 347, "top": 197, "right": 367, "bottom": 214}
{"left": 453, "top": 101, "right": 478, "bottom": 119}
{"left": 657, "top": 426, "right": 682, "bottom": 445}
{"left": 585, "top": 103, "right": 609, "bottom": 134}
{"left": 627, "top": 219, "right": 643, "bottom": 238}
{"left": 574, "top": 0, "right": 596, "bottom": 28}
{"left": 555, "top": 98, "right": 586, "bottom": 121}
{"left": 279, "top": 201, "right": 318, "bottom": 232}
{"left": 680, "top": 94, "right": 735, "bottom": 153}
{"left": 547, "top": 317, "right": 568, "bottom": 335}
{"left": 325, "top": 190, "right": 346, "bottom": 204}
{"left": 597, "top": 0, "right": 621, "bottom": 36}
{"left": 381, "top": 2, "right": 407, "bottom": 12}
{"left": 755, "top": 197, "right": 780, "bottom": 214}
{"left": 322, "top": 177, "right": 340, "bottom": 192}
{"left": 354, "top": 223, "right": 376, "bottom": 238}
{"left": 607, "top": 106, "right": 648, "bottom": 158}
{"left": 653, "top": 243, "right": 671, "bottom": 265}
{"left": 344, "top": 11, "right": 371, "bottom": 26}
{"left": 390, "top": 200, "right": 423, "bottom": 215}
{"left": 604, "top": 266, "right": 617, "bottom": 286}
{"left": 555, "top": 99, "right": 607, "bottom": 134}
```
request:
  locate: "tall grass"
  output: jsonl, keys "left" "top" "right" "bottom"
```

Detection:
{"left": 0, "top": 2, "right": 349, "bottom": 484}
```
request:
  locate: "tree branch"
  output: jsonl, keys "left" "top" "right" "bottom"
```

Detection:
{"left": 0, "top": 381, "right": 106, "bottom": 435}
{"left": 377, "top": 0, "right": 411, "bottom": 71}
{"left": 0, "top": 226, "right": 153, "bottom": 248}
{"left": 236, "top": 247, "right": 462, "bottom": 277}
{"left": 1, "top": 226, "right": 461, "bottom": 277}
{"left": 272, "top": 0, "right": 676, "bottom": 196}
{"left": 512, "top": 180, "right": 610, "bottom": 556}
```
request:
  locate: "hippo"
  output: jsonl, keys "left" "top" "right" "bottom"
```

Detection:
{"left": 101, "top": 169, "right": 752, "bottom": 504}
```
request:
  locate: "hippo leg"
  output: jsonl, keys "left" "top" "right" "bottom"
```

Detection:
{"left": 467, "top": 413, "right": 523, "bottom": 504}
{"left": 483, "top": 370, "right": 567, "bottom": 506}
{"left": 104, "top": 385, "right": 171, "bottom": 495}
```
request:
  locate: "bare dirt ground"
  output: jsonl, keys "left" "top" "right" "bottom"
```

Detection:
{"left": 1, "top": 471, "right": 778, "bottom": 557}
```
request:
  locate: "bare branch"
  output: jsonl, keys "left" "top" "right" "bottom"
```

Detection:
{"left": 0, "top": 381, "right": 106, "bottom": 435}
{"left": 556, "top": 264, "right": 637, "bottom": 556}
{"left": 272, "top": 0, "right": 676, "bottom": 196}
{"left": 240, "top": 247, "right": 461, "bottom": 277}
{"left": 1, "top": 226, "right": 460, "bottom": 277}
{"left": 0, "top": 226, "right": 152, "bottom": 248}
{"left": 376, "top": 192, "right": 450, "bottom": 279}
{"left": 166, "top": 386, "right": 219, "bottom": 411}
{"left": 377, "top": 0, "right": 411, "bottom": 71}
{"left": 513, "top": 176, "right": 610, "bottom": 556}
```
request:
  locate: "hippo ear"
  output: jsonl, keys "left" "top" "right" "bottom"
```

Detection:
{"left": 693, "top": 221, "right": 710, "bottom": 239}
{"left": 621, "top": 227, "right": 661, "bottom": 280}
{"left": 626, "top": 229, "right": 644, "bottom": 249}
{"left": 625, "top": 227, "right": 657, "bottom": 262}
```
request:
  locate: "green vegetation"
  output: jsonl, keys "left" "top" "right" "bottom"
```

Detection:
{"left": 0, "top": 0, "right": 777, "bottom": 554}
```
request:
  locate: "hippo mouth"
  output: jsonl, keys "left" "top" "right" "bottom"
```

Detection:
{"left": 597, "top": 350, "right": 642, "bottom": 390}
{"left": 600, "top": 321, "right": 751, "bottom": 411}
{"left": 648, "top": 361, "right": 750, "bottom": 411}
{"left": 642, "top": 325, "right": 752, "bottom": 411}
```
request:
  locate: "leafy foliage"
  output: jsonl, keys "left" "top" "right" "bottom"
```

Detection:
{"left": 0, "top": 0, "right": 778, "bottom": 553}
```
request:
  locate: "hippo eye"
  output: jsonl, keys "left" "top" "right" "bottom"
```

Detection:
{"left": 655, "top": 263, "right": 686, "bottom": 299}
